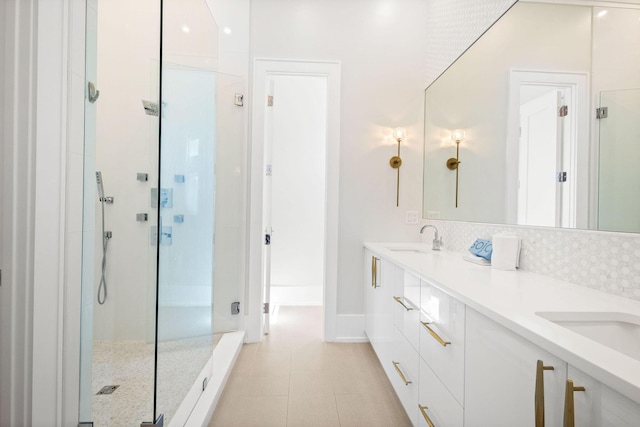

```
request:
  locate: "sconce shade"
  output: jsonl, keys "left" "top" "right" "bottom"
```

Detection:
{"left": 393, "top": 127, "right": 407, "bottom": 142}
{"left": 451, "top": 129, "right": 466, "bottom": 143}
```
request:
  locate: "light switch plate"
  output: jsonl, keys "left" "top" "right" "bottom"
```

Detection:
{"left": 406, "top": 210, "right": 419, "bottom": 224}
{"left": 426, "top": 211, "right": 441, "bottom": 220}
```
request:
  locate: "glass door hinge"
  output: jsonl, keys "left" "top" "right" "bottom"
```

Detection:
{"left": 141, "top": 414, "right": 164, "bottom": 427}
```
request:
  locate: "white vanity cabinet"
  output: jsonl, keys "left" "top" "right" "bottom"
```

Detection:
{"left": 418, "top": 358, "right": 464, "bottom": 427}
{"left": 465, "top": 308, "right": 567, "bottom": 427}
{"left": 569, "top": 365, "right": 640, "bottom": 427}
{"left": 364, "top": 244, "right": 640, "bottom": 427}
{"left": 390, "top": 326, "right": 420, "bottom": 426}
{"left": 419, "top": 279, "right": 465, "bottom": 405}
{"left": 363, "top": 250, "right": 396, "bottom": 379}
{"left": 393, "top": 271, "right": 421, "bottom": 351}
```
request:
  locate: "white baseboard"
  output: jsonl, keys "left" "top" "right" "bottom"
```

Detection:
{"left": 183, "top": 330, "right": 245, "bottom": 427}
{"left": 335, "top": 314, "right": 367, "bottom": 342}
{"left": 270, "top": 285, "right": 322, "bottom": 306}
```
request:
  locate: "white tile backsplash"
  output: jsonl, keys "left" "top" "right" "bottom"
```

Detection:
{"left": 422, "top": 220, "right": 640, "bottom": 301}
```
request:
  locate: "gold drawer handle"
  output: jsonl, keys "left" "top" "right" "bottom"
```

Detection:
{"left": 393, "top": 296, "right": 413, "bottom": 311}
{"left": 535, "top": 360, "right": 555, "bottom": 427}
{"left": 420, "top": 321, "right": 451, "bottom": 347}
{"left": 418, "top": 404, "right": 436, "bottom": 427}
{"left": 563, "top": 379, "right": 586, "bottom": 427}
{"left": 371, "top": 256, "right": 379, "bottom": 288}
{"left": 392, "top": 361, "right": 412, "bottom": 385}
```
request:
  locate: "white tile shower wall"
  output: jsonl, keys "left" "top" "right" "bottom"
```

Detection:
{"left": 422, "top": 220, "right": 640, "bottom": 301}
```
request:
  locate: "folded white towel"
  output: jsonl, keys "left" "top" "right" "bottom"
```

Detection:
{"left": 491, "top": 233, "right": 521, "bottom": 271}
{"left": 463, "top": 253, "right": 491, "bottom": 266}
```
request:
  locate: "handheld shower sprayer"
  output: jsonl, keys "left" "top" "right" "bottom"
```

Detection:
{"left": 96, "top": 171, "right": 105, "bottom": 201}
{"left": 96, "top": 171, "right": 111, "bottom": 305}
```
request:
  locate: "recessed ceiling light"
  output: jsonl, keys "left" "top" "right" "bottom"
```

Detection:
{"left": 224, "top": 27, "right": 232, "bottom": 35}
{"left": 597, "top": 10, "right": 608, "bottom": 18}
{"left": 182, "top": 25, "right": 190, "bottom": 33}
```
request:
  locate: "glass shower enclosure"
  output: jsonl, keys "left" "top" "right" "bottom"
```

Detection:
{"left": 79, "top": 0, "right": 244, "bottom": 425}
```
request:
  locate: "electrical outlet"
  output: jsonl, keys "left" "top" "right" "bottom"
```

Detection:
{"left": 426, "top": 211, "right": 440, "bottom": 220}
{"left": 406, "top": 210, "right": 419, "bottom": 224}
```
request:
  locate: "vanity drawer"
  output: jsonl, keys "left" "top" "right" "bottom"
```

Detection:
{"left": 393, "top": 271, "right": 421, "bottom": 351}
{"left": 419, "top": 280, "right": 465, "bottom": 405}
{"left": 390, "top": 326, "right": 420, "bottom": 426}
{"left": 418, "top": 358, "right": 463, "bottom": 427}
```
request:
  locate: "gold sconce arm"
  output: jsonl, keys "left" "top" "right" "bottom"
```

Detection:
{"left": 446, "top": 129, "right": 465, "bottom": 208}
{"left": 389, "top": 128, "right": 406, "bottom": 207}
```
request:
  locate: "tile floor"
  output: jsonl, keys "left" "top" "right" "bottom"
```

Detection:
{"left": 209, "top": 306, "right": 412, "bottom": 427}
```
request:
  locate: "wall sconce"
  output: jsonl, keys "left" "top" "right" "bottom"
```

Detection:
{"left": 389, "top": 127, "right": 406, "bottom": 207}
{"left": 446, "top": 129, "right": 465, "bottom": 208}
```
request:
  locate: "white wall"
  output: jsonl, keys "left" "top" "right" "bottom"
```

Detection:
{"left": 250, "top": 0, "right": 429, "bottom": 317}
{"left": 423, "top": 3, "right": 592, "bottom": 224}
{"left": 270, "top": 75, "right": 327, "bottom": 304}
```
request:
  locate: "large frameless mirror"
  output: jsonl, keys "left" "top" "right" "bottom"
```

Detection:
{"left": 423, "top": 0, "right": 640, "bottom": 233}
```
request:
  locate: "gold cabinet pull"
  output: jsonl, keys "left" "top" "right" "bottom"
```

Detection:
{"left": 535, "top": 360, "right": 555, "bottom": 427}
{"left": 563, "top": 379, "right": 586, "bottom": 427}
{"left": 393, "top": 296, "right": 413, "bottom": 311}
{"left": 418, "top": 404, "right": 436, "bottom": 427}
{"left": 392, "top": 361, "right": 412, "bottom": 385}
{"left": 420, "top": 321, "right": 451, "bottom": 347}
{"left": 371, "top": 256, "right": 379, "bottom": 288}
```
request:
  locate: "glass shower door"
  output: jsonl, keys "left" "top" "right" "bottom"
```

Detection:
{"left": 155, "top": 63, "right": 217, "bottom": 424}
{"left": 598, "top": 89, "right": 640, "bottom": 233}
{"left": 155, "top": 0, "right": 219, "bottom": 423}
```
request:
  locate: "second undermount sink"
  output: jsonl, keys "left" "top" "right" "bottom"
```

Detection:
{"left": 536, "top": 311, "right": 640, "bottom": 361}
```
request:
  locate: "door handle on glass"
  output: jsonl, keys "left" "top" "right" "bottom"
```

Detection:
{"left": 393, "top": 296, "right": 413, "bottom": 311}
{"left": 419, "top": 405, "right": 436, "bottom": 427}
{"left": 535, "top": 360, "right": 555, "bottom": 427}
{"left": 420, "top": 321, "right": 450, "bottom": 347}
{"left": 392, "top": 361, "right": 411, "bottom": 385}
{"left": 371, "top": 256, "right": 379, "bottom": 288}
{"left": 563, "top": 379, "right": 585, "bottom": 427}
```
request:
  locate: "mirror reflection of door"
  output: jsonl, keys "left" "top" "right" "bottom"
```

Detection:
{"left": 518, "top": 86, "right": 572, "bottom": 227}
{"left": 508, "top": 70, "right": 585, "bottom": 228}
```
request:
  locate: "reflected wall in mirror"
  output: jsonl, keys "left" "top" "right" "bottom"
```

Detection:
{"left": 423, "top": 0, "right": 640, "bottom": 233}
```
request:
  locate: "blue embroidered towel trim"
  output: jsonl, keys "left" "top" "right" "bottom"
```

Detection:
{"left": 469, "top": 238, "right": 493, "bottom": 261}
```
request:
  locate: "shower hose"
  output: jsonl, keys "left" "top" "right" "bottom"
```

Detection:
{"left": 98, "top": 197, "right": 109, "bottom": 304}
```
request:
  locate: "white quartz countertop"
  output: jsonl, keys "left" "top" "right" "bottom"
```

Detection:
{"left": 364, "top": 242, "right": 640, "bottom": 404}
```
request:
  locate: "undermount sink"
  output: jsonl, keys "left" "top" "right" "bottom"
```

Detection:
{"left": 536, "top": 311, "right": 640, "bottom": 361}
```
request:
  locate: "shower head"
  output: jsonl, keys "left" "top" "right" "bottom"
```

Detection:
{"left": 142, "top": 100, "right": 159, "bottom": 117}
{"left": 96, "top": 171, "right": 105, "bottom": 200}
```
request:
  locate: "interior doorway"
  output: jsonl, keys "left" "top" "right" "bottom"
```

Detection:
{"left": 263, "top": 75, "right": 327, "bottom": 318}
{"left": 249, "top": 59, "right": 341, "bottom": 342}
